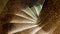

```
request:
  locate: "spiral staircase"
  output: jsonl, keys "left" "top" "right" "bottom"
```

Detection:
{"left": 0, "top": 0, "right": 60, "bottom": 34}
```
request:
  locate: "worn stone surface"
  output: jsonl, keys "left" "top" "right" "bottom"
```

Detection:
{"left": 38, "top": 0, "right": 60, "bottom": 34}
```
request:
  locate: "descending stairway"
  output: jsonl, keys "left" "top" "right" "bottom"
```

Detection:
{"left": 0, "top": 0, "right": 45, "bottom": 34}
{"left": 6, "top": 0, "right": 45, "bottom": 34}
{"left": 0, "top": 0, "right": 60, "bottom": 34}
